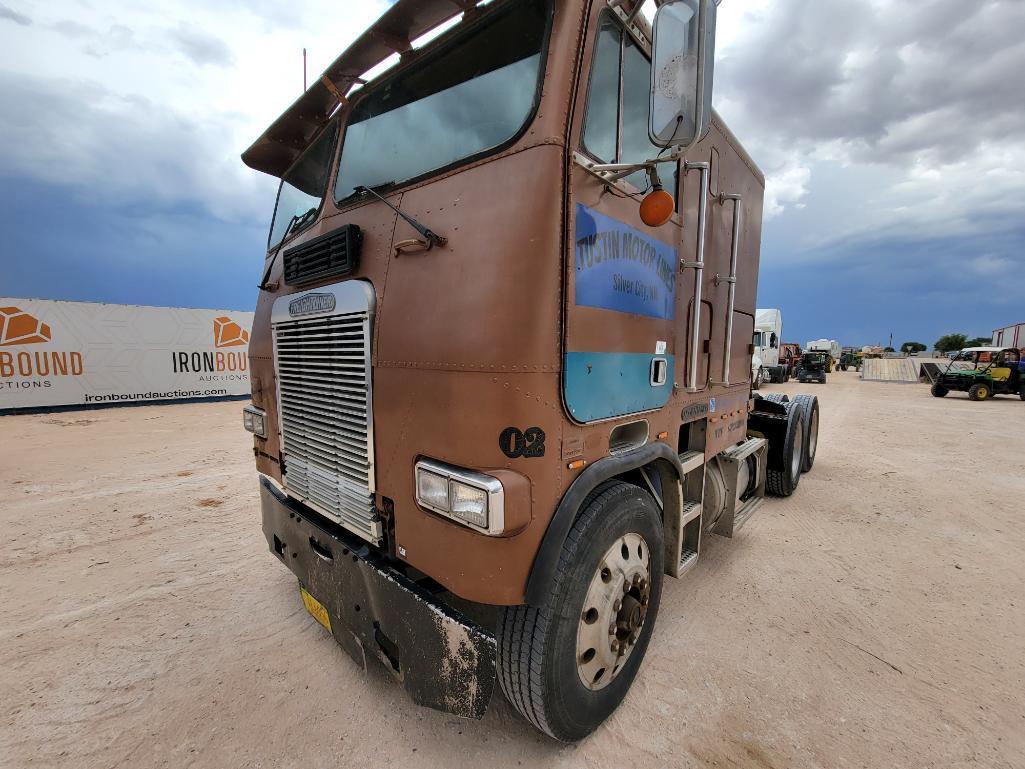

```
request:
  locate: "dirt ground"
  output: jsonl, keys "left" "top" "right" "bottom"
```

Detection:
{"left": 2, "top": 372, "right": 1024, "bottom": 769}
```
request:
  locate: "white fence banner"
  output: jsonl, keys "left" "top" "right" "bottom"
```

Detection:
{"left": 0, "top": 298, "right": 255, "bottom": 410}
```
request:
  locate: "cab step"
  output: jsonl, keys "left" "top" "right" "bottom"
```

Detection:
{"left": 678, "top": 450, "right": 705, "bottom": 474}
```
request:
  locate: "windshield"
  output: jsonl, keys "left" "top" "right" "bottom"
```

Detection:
{"left": 334, "top": 0, "right": 551, "bottom": 201}
{"left": 267, "top": 121, "right": 339, "bottom": 249}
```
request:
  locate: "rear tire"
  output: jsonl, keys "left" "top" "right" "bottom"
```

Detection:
{"left": 790, "top": 394, "right": 819, "bottom": 473}
{"left": 760, "top": 392, "right": 789, "bottom": 405}
{"left": 931, "top": 383, "right": 949, "bottom": 398}
{"left": 968, "top": 383, "right": 990, "bottom": 401}
{"left": 766, "top": 402, "right": 805, "bottom": 497}
{"left": 497, "top": 482, "right": 664, "bottom": 742}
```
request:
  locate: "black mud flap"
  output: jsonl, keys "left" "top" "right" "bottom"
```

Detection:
{"left": 748, "top": 397, "right": 790, "bottom": 473}
{"left": 259, "top": 478, "right": 496, "bottom": 719}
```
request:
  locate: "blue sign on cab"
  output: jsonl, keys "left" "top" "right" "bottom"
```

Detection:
{"left": 574, "top": 204, "right": 677, "bottom": 321}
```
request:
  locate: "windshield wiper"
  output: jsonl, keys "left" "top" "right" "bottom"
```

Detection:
{"left": 287, "top": 207, "right": 319, "bottom": 236}
{"left": 355, "top": 184, "right": 447, "bottom": 249}
{"left": 258, "top": 208, "right": 320, "bottom": 291}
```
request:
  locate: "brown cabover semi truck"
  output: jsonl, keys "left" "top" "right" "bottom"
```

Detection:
{"left": 241, "top": 0, "right": 818, "bottom": 741}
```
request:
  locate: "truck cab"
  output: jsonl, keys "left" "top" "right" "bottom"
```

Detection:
{"left": 751, "top": 308, "right": 786, "bottom": 385}
{"left": 240, "top": 0, "right": 817, "bottom": 741}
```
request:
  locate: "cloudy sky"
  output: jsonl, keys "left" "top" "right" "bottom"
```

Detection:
{"left": 0, "top": 0, "right": 1022, "bottom": 347}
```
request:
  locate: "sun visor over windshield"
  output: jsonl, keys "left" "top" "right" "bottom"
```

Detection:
{"left": 242, "top": 0, "right": 483, "bottom": 179}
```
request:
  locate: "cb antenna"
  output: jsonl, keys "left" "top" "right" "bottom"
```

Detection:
{"left": 303, "top": 48, "right": 307, "bottom": 92}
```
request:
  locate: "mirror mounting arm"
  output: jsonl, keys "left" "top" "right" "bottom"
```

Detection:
{"left": 582, "top": 153, "right": 684, "bottom": 184}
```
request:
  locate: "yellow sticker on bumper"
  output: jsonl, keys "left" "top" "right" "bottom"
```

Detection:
{"left": 300, "top": 586, "right": 331, "bottom": 632}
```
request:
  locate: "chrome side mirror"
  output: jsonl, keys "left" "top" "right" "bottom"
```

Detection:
{"left": 649, "top": 0, "right": 717, "bottom": 149}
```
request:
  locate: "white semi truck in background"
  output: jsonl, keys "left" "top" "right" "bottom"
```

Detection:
{"left": 752, "top": 308, "right": 787, "bottom": 385}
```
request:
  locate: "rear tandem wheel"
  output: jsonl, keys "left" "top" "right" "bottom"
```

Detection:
{"left": 790, "top": 394, "right": 819, "bottom": 472}
{"left": 766, "top": 402, "right": 805, "bottom": 496}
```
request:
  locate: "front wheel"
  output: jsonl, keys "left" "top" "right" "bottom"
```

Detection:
{"left": 931, "top": 383, "right": 949, "bottom": 398}
{"left": 497, "top": 482, "right": 664, "bottom": 742}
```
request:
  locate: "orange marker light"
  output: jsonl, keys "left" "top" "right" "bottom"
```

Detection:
{"left": 568, "top": 459, "right": 588, "bottom": 471}
{"left": 640, "top": 186, "right": 674, "bottom": 227}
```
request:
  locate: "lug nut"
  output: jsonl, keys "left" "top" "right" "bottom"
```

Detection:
{"left": 611, "top": 640, "right": 620, "bottom": 653}
{"left": 614, "top": 599, "right": 622, "bottom": 612}
{"left": 608, "top": 623, "right": 616, "bottom": 636}
{"left": 623, "top": 582, "right": 631, "bottom": 595}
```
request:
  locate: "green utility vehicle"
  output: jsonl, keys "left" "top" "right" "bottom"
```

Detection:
{"left": 795, "top": 351, "right": 829, "bottom": 384}
{"left": 930, "top": 347, "right": 1024, "bottom": 401}
{"left": 838, "top": 348, "right": 862, "bottom": 372}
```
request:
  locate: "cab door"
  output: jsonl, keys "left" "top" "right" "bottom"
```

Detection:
{"left": 563, "top": 5, "right": 686, "bottom": 424}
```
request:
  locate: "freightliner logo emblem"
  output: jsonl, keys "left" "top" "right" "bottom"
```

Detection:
{"left": 289, "top": 293, "right": 336, "bottom": 317}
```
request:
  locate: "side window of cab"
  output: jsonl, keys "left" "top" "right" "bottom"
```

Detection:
{"left": 581, "top": 14, "right": 662, "bottom": 191}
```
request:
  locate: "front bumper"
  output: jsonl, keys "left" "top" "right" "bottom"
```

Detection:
{"left": 259, "top": 477, "right": 496, "bottom": 719}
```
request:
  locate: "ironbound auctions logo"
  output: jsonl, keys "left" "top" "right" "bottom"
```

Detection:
{"left": 170, "top": 316, "right": 250, "bottom": 374}
{"left": 289, "top": 293, "right": 335, "bottom": 317}
{"left": 0, "top": 307, "right": 83, "bottom": 381}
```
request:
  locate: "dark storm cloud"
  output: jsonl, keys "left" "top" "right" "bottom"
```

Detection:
{"left": 168, "top": 23, "right": 234, "bottom": 68}
{"left": 0, "top": 177, "right": 263, "bottom": 311}
{"left": 0, "top": 72, "right": 270, "bottom": 223}
{"left": 719, "top": 0, "right": 1025, "bottom": 163}
{"left": 758, "top": 221, "right": 1025, "bottom": 346}
{"left": 0, "top": 3, "right": 30, "bottom": 25}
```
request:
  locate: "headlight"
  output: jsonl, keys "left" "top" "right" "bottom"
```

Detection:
{"left": 450, "top": 481, "right": 488, "bottom": 528}
{"left": 414, "top": 458, "right": 505, "bottom": 535}
{"left": 243, "top": 405, "right": 266, "bottom": 438}
{"left": 415, "top": 467, "right": 449, "bottom": 511}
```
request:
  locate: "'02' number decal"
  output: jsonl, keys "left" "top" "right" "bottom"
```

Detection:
{"left": 499, "top": 427, "right": 545, "bottom": 459}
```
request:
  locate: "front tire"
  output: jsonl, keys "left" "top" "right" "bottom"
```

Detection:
{"left": 931, "top": 383, "right": 949, "bottom": 398}
{"left": 497, "top": 482, "right": 664, "bottom": 742}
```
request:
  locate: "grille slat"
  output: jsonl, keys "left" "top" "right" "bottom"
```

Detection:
{"left": 274, "top": 303, "right": 378, "bottom": 543}
{"left": 277, "top": 391, "right": 368, "bottom": 420}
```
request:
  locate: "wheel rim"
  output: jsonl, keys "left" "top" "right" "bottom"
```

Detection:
{"left": 576, "top": 533, "right": 651, "bottom": 691}
{"left": 979, "top": 387, "right": 988, "bottom": 399}
{"left": 791, "top": 421, "right": 804, "bottom": 480}
{"left": 808, "top": 409, "right": 819, "bottom": 461}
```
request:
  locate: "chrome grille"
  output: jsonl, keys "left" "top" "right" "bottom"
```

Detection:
{"left": 273, "top": 307, "right": 379, "bottom": 543}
